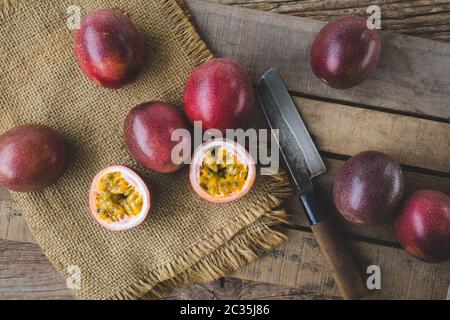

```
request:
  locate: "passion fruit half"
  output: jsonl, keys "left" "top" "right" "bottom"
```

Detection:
{"left": 190, "top": 139, "right": 256, "bottom": 204}
{"left": 88, "top": 165, "right": 151, "bottom": 231}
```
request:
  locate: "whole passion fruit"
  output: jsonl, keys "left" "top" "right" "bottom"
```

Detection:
{"left": 0, "top": 124, "right": 67, "bottom": 192}
{"left": 74, "top": 9, "right": 145, "bottom": 89}
{"left": 310, "top": 16, "right": 381, "bottom": 89}
{"left": 190, "top": 139, "right": 256, "bottom": 204}
{"left": 395, "top": 190, "right": 450, "bottom": 263}
{"left": 124, "top": 102, "right": 190, "bottom": 173}
{"left": 333, "top": 151, "right": 405, "bottom": 225}
{"left": 183, "top": 58, "right": 255, "bottom": 132}
{"left": 89, "top": 165, "right": 151, "bottom": 231}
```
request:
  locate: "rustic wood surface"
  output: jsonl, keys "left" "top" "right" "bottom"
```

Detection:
{"left": 209, "top": 0, "right": 450, "bottom": 42}
{"left": 0, "top": 238, "right": 338, "bottom": 300}
{"left": 1, "top": 0, "right": 449, "bottom": 300}
{"left": 188, "top": 1, "right": 450, "bottom": 120}
{"left": 2, "top": 227, "right": 448, "bottom": 300}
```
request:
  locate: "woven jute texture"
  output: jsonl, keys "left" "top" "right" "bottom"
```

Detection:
{"left": 0, "top": 0, "right": 293, "bottom": 299}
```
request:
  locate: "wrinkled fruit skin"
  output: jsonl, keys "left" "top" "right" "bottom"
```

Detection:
{"left": 0, "top": 124, "right": 67, "bottom": 192}
{"left": 395, "top": 190, "right": 450, "bottom": 263}
{"left": 183, "top": 58, "right": 255, "bottom": 132}
{"left": 310, "top": 16, "right": 381, "bottom": 89}
{"left": 333, "top": 151, "right": 405, "bottom": 225}
{"left": 124, "top": 102, "right": 190, "bottom": 173}
{"left": 74, "top": 9, "right": 145, "bottom": 89}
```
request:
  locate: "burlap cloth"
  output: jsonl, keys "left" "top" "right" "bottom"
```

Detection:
{"left": 0, "top": 0, "right": 292, "bottom": 299}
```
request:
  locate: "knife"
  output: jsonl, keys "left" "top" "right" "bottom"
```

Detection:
{"left": 257, "top": 68, "right": 368, "bottom": 300}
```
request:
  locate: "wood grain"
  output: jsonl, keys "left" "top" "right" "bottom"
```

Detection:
{"left": 0, "top": 237, "right": 339, "bottom": 300}
{"left": 0, "top": 188, "right": 34, "bottom": 243}
{"left": 208, "top": 0, "right": 450, "bottom": 42}
{"left": 186, "top": 0, "right": 450, "bottom": 120}
{"left": 235, "top": 228, "right": 450, "bottom": 300}
{"left": 2, "top": 95, "right": 449, "bottom": 245}
{"left": 2, "top": 0, "right": 450, "bottom": 300}
{"left": 295, "top": 97, "right": 450, "bottom": 173}
{"left": 2, "top": 226, "right": 449, "bottom": 300}
{"left": 310, "top": 219, "right": 369, "bottom": 299}
{"left": 0, "top": 240, "right": 72, "bottom": 300}
{"left": 3, "top": 153, "right": 449, "bottom": 246}
{"left": 159, "top": 277, "right": 339, "bottom": 300}
{"left": 288, "top": 157, "right": 450, "bottom": 244}
{"left": 3, "top": 95, "right": 448, "bottom": 245}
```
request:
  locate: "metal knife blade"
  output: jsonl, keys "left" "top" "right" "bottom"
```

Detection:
{"left": 257, "top": 68, "right": 326, "bottom": 195}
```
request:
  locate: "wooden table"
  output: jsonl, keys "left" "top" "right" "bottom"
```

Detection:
{"left": 1, "top": 0, "right": 449, "bottom": 300}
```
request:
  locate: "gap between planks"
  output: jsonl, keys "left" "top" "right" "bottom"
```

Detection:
{"left": 186, "top": 0, "right": 450, "bottom": 120}
{"left": 1, "top": 154, "right": 449, "bottom": 245}
{"left": 1, "top": 96, "right": 449, "bottom": 245}
{"left": 234, "top": 228, "right": 450, "bottom": 300}
{"left": 2, "top": 0, "right": 450, "bottom": 247}
{"left": 1, "top": 226, "right": 449, "bottom": 300}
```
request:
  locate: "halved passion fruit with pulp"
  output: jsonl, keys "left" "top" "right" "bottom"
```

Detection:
{"left": 89, "top": 165, "right": 151, "bottom": 231}
{"left": 190, "top": 139, "right": 256, "bottom": 204}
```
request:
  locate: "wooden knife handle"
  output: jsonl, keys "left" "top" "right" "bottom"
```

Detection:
{"left": 300, "top": 191, "right": 369, "bottom": 300}
{"left": 311, "top": 220, "right": 369, "bottom": 300}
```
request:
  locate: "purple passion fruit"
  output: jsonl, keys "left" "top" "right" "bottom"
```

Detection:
{"left": 0, "top": 124, "right": 67, "bottom": 192}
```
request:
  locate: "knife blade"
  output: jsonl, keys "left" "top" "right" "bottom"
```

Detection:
{"left": 257, "top": 68, "right": 326, "bottom": 224}
{"left": 257, "top": 68, "right": 368, "bottom": 300}
{"left": 257, "top": 68, "right": 326, "bottom": 194}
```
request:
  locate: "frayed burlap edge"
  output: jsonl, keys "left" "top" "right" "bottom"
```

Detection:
{"left": 107, "top": 1, "right": 295, "bottom": 300}
{"left": 111, "top": 172, "right": 293, "bottom": 300}
{"left": 1, "top": 0, "right": 294, "bottom": 300}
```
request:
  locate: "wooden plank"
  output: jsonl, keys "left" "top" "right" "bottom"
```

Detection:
{"left": 3, "top": 153, "right": 448, "bottom": 245}
{"left": 294, "top": 97, "right": 450, "bottom": 173}
{"left": 287, "top": 157, "right": 450, "bottom": 244}
{"left": 1, "top": 0, "right": 450, "bottom": 300}
{"left": 0, "top": 188, "right": 34, "bottom": 243}
{"left": 2, "top": 96, "right": 449, "bottom": 247}
{"left": 186, "top": 0, "right": 450, "bottom": 119}
{"left": 0, "top": 240, "right": 72, "bottom": 300}
{"left": 234, "top": 228, "right": 450, "bottom": 300}
{"left": 2, "top": 2, "right": 449, "bottom": 246}
{"left": 0, "top": 239, "right": 337, "bottom": 300}
{"left": 210, "top": 0, "right": 450, "bottom": 42}
{"left": 3, "top": 228, "right": 449, "bottom": 300}
{"left": 3, "top": 93, "right": 449, "bottom": 244}
{"left": 159, "top": 277, "right": 339, "bottom": 300}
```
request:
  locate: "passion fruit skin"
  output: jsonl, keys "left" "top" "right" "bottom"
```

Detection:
{"left": 395, "top": 190, "right": 450, "bottom": 263}
{"left": 0, "top": 124, "right": 67, "bottom": 192}
{"left": 333, "top": 151, "right": 405, "bottom": 225}
{"left": 124, "top": 102, "right": 190, "bottom": 173}
{"left": 189, "top": 139, "right": 256, "bottom": 204}
{"left": 74, "top": 9, "right": 145, "bottom": 89}
{"left": 88, "top": 165, "right": 152, "bottom": 231}
{"left": 183, "top": 58, "right": 255, "bottom": 132}
{"left": 310, "top": 16, "right": 381, "bottom": 89}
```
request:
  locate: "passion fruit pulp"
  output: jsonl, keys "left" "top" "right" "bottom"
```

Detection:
{"left": 89, "top": 165, "right": 151, "bottom": 231}
{"left": 190, "top": 139, "right": 256, "bottom": 204}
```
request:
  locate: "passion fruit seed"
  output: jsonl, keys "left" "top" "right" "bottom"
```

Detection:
{"left": 94, "top": 172, "right": 143, "bottom": 223}
{"left": 199, "top": 147, "right": 249, "bottom": 197}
